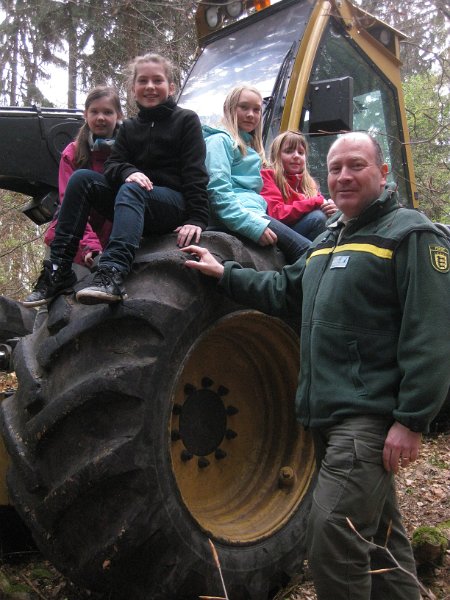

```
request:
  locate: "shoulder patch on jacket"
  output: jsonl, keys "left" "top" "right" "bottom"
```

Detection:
{"left": 429, "top": 244, "right": 449, "bottom": 273}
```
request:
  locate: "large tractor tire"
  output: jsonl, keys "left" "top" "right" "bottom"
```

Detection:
{"left": 0, "top": 232, "right": 315, "bottom": 600}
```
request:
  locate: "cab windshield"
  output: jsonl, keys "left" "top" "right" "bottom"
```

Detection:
{"left": 178, "top": 2, "right": 313, "bottom": 126}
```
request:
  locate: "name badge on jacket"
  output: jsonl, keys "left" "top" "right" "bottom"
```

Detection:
{"left": 330, "top": 255, "right": 350, "bottom": 269}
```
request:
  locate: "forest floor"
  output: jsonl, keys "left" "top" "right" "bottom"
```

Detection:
{"left": 0, "top": 370, "right": 448, "bottom": 600}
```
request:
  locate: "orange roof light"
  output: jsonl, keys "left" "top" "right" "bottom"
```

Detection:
{"left": 253, "top": 0, "right": 271, "bottom": 10}
{"left": 196, "top": 0, "right": 272, "bottom": 39}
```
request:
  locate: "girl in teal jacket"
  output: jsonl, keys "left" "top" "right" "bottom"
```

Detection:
{"left": 203, "top": 86, "right": 310, "bottom": 263}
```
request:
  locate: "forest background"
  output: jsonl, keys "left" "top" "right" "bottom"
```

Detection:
{"left": 0, "top": 0, "right": 449, "bottom": 299}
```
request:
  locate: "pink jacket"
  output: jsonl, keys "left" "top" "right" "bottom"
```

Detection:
{"left": 44, "top": 141, "right": 112, "bottom": 266}
{"left": 260, "top": 169, "right": 324, "bottom": 225}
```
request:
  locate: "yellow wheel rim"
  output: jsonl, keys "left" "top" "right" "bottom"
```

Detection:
{"left": 170, "top": 311, "right": 315, "bottom": 544}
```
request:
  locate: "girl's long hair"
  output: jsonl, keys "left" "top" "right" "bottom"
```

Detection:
{"left": 222, "top": 85, "right": 266, "bottom": 162}
{"left": 74, "top": 86, "right": 123, "bottom": 169}
{"left": 269, "top": 130, "right": 319, "bottom": 201}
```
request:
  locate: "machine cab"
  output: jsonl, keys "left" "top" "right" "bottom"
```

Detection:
{"left": 179, "top": 0, "right": 416, "bottom": 205}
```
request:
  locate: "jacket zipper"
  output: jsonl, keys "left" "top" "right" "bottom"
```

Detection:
{"left": 305, "top": 228, "right": 340, "bottom": 426}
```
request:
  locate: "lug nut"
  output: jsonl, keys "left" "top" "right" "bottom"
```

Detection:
{"left": 172, "top": 403, "right": 182, "bottom": 415}
{"left": 181, "top": 450, "right": 193, "bottom": 462}
{"left": 226, "top": 405, "right": 238, "bottom": 416}
{"left": 201, "top": 377, "right": 214, "bottom": 388}
{"left": 198, "top": 457, "right": 210, "bottom": 468}
{"left": 278, "top": 466, "right": 295, "bottom": 488}
{"left": 171, "top": 429, "right": 181, "bottom": 441}
{"left": 215, "top": 449, "right": 227, "bottom": 459}
{"left": 225, "top": 429, "right": 237, "bottom": 440}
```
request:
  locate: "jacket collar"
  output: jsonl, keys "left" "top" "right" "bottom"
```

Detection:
{"left": 239, "top": 130, "right": 254, "bottom": 145}
{"left": 327, "top": 183, "right": 399, "bottom": 231}
{"left": 137, "top": 97, "right": 177, "bottom": 122}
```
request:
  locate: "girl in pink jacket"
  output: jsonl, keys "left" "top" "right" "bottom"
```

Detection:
{"left": 261, "top": 130, "right": 337, "bottom": 241}
{"left": 44, "top": 86, "right": 123, "bottom": 268}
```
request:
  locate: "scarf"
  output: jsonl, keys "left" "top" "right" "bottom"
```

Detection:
{"left": 88, "top": 131, "right": 116, "bottom": 153}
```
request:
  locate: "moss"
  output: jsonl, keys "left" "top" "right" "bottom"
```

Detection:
{"left": 412, "top": 526, "right": 447, "bottom": 546}
{"left": 412, "top": 526, "right": 448, "bottom": 565}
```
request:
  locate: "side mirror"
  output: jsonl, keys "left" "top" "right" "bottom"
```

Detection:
{"left": 308, "top": 76, "right": 353, "bottom": 134}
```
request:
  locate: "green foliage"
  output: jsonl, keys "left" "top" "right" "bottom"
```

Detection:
{"left": 356, "top": 0, "right": 449, "bottom": 77}
{"left": 403, "top": 72, "right": 450, "bottom": 221}
{"left": 0, "top": 0, "right": 199, "bottom": 109}
{"left": 0, "top": 190, "right": 45, "bottom": 299}
{"left": 0, "top": 0, "right": 64, "bottom": 106}
{"left": 28, "top": 566, "right": 54, "bottom": 580}
{"left": 0, "top": 569, "right": 31, "bottom": 596}
{"left": 356, "top": 0, "right": 450, "bottom": 221}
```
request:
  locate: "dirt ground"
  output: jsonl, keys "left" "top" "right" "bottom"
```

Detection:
{"left": 0, "top": 368, "right": 448, "bottom": 599}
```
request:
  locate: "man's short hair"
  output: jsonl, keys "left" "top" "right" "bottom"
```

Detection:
{"left": 328, "top": 132, "right": 385, "bottom": 166}
{"left": 368, "top": 135, "right": 384, "bottom": 167}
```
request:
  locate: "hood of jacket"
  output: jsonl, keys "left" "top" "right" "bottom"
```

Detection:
{"left": 202, "top": 124, "right": 255, "bottom": 146}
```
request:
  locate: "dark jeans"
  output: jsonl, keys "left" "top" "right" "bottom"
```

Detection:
{"left": 290, "top": 209, "right": 327, "bottom": 242}
{"left": 264, "top": 217, "right": 310, "bottom": 263}
{"left": 51, "top": 169, "right": 186, "bottom": 274}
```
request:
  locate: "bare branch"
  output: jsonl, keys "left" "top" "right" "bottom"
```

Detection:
{"left": 207, "top": 539, "right": 229, "bottom": 600}
{"left": 346, "top": 518, "right": 437, "bottom": 600}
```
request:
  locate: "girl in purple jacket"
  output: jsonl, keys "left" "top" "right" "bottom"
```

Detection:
{"left": 44, "top": 86, "right": 123, "bottom": 269}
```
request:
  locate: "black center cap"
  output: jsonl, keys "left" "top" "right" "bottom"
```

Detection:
{"left": 179, "top": 388, "right": 227, "bottom": 456}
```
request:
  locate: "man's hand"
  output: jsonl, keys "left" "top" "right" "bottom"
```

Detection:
{"left": 175, "top": 224, "right": 202, "bottom": 248}
{"left": 258, "top": 226, "right": 277, "bottom": 246}
{"left": 182, "top": 245, "right": 224, "bottom": 279}
{"left": 383, "top": 421, "right": 422, "bottom": 474}
{"left": 125, "top": 172, "right": 153, "bottom": 190}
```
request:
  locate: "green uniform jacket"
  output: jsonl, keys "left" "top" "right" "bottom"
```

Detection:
{"left": 220, "top": 185, "right": 450, "bottom": 432}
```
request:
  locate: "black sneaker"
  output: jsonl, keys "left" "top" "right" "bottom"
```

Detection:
{"left": 76, "top": 266, "right": 128, "bottom": 305}
{"left": 22, "top": 261, "right": 77, "bottom": 307}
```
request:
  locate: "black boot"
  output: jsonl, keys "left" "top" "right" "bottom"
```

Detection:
{"left": 22, "top": 261, "right": 77, "bottom": 307}
{"left": 76, "top": 266, "right": 127, "bottom": 305}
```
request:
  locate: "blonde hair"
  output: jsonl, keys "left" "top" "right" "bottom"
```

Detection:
{"left": 222, "top": 86, "right": 266, "bottom": 162}
{"left": 269, "top": 130, "right": 319, "bottom": 201}
{"left": 127, "top": 53, "right": 176, "bottom": 90}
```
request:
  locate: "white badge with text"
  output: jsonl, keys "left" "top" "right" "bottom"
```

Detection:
{"left": 330, "top": 255, "right": 350, "bottom": 269}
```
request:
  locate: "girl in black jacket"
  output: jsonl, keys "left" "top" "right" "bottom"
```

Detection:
{"left": 23, "top": 53, "right": 209, "bottom": 306}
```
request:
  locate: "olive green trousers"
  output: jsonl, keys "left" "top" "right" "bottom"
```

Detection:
{"left": 306, "top": 416, "right": 421, "bottom": 600}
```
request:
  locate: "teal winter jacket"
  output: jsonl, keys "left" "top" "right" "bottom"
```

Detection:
{"left": 219, "top": 185, "right": 450, "bottom": 432}
{"left": 202, "top": 125, "right": 269, "bottom": 242}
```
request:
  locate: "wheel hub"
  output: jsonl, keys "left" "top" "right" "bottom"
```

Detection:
{"left": 179, "top": 384, "right": 227, "bottom": 456}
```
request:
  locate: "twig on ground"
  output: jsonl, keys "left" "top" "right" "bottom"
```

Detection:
{"left": 206, "top": 538, "right": 230, "bottom": 600}
{"left": 346, "top": 517, "right": 437, "bottom": 600}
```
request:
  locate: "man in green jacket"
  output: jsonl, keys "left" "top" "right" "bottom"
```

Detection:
{"left": 183, "top": 132, "right": 450, "bottom": 600}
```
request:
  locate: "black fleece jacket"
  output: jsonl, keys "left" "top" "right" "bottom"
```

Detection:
{"left": 104, "top": 98, "right": 209, "bottom": 229}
